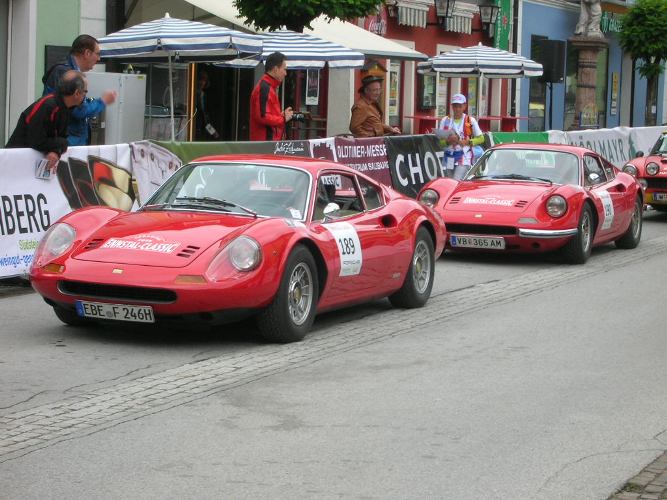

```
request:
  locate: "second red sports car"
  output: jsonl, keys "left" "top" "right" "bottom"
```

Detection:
{"left": 622, "top": 131, "right": 667, "bottom": 211}
{"left": 418, "top": 144, "right": 643, "bottom": 264}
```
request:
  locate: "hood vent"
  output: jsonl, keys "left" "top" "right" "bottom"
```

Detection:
{"left": 177, "top": 245, "right": 201, "bottom": 258}
{"left": 449, "top": 196, "right": 461, "bottom": 205}
{"left": 514, "top": 200, "right": 529, "bottom": 208}
{"left": 83, "top": 238, "right": 104, "bottom": 250}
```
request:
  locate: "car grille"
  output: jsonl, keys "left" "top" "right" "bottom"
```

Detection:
{"left": 58, "top": 280, "right": 177, "bottom": 303}
{"left": 645, "top": 178, "right": 667, "bottom": 189}
{"left": 445, "top": 223, "right": 517, "bottom": 236}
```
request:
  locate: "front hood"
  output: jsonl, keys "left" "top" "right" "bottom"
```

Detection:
{"left": 445, "top": 181, "right": 554, "bottom": 213}
{"left": 73, "top": 211, "right": 259, "bottom": 267}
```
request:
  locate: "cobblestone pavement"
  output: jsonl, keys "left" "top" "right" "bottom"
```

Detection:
{"left": 2, "top": 237, "right": 667, "bottom": 498}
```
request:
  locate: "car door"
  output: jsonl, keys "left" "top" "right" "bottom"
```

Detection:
{"left": 583, "top": 154, "right": 625, "bottom": 237}
{"left": 313, "top": 171, "right": 402, "bottom": 303}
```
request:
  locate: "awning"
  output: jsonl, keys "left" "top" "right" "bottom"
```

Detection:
{"left": 184, "top": 0, "right": 428, "bottom": 61}
{"left": 396, "top": 1, "right": 429, "bottom": 28}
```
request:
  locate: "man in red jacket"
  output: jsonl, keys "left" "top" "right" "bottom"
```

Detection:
{"left": 249, "top": 52, "right": 294, "bottom": 141}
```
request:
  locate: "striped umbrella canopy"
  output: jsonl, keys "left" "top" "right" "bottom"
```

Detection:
{"left": 99, "top": 13, "right": 263, "bottom": 140}
{"left": 217, "top": 29, "right": 365, "bottom": 70}
{"left": 418, "top": 43, "right": 543, "bottom": 78}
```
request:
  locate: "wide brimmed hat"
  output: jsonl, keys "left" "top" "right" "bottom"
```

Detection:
{"left": 358, "top": 75, "right": 384, "bottom": 93}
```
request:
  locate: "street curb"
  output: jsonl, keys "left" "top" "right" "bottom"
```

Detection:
{"left": 608, "top": 451, "right": 667, "bottom": 499}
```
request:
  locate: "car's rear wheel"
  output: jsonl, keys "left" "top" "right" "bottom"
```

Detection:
{"left": 562, "top": 204, "right": 594, "bottom": 264}
{"left": 53, "top": 305, "right": 86, "bottom": 326}
{"left": 615, "top": 196, "right": 642, "bottom": 249}
{"left": 389, "top": 227, "right": 435, "bottom": 308}
{"left": 256, "top": 245, "right": 318, "bottom": 343}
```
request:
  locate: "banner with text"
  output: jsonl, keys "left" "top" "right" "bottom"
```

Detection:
{"left": 385, "top": 135, "right": 445, "bottom": 198}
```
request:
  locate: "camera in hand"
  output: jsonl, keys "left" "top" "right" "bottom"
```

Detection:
{"left": 292, "top": 112, "right": 308, "bottom": 122}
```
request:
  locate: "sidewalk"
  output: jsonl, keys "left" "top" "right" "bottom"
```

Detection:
{"left": 609, "top": 451, "right": 667, "bottom": 500}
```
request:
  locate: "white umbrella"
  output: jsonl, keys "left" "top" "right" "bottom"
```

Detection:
{"left": 217, "top": 29, "right": 365, "bottom": 69}
{"left": 98, "top": 13, "right": 263, "bottom": 140}
{"left": 418, "top": 43, "right": 543, "bottom": 78}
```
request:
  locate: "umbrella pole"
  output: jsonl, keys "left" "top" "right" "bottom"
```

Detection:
{"left": 168, "top": 53, "right": 175, "bottom": 141}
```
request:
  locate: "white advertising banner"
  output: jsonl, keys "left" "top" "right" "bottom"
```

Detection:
{"left": 0, "top": 144, "right": 133, "bottom": 278}
{"left": 549, "top": 126, "right": 666, "bottom": 167}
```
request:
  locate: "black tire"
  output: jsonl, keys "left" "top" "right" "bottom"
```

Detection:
{"left": 256, "top": 245, "right": 319, "bottom": 343}
{"left": 562, "top": 204, "right": 594, "bottom": 264}
{"left": 389, "top": 227, "right": 435, "bottom": 308}
{"left": 53, "top": 305, "right": 87, "bottom": 326}
{"left": 615, "top": 196, "right": 642, "bottom": 249}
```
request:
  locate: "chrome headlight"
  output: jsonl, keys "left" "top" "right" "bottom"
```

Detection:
{"left": 32, "top": 223, "right": 76, "bottom": 269}
{"left": 419, "top": 189, "right": 439, "bottom": 207}
{"left": 228, "top": 236, "right": 261, "bottom": 271}
{"left": 545, "top": 195, "right": 567, "bottom": 218}
{"left": 646, "top": 162, "right": 659, "bottom": 175}
{"left": 622, "top": 164, "right": 638, "bottom": 177}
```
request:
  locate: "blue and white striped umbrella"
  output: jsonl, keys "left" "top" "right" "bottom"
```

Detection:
{"left": 217, "top": 29, "right": 365, "bottom": 70}
{"left": 98, "top": 14, "right": 262, "bottom": 61}
{"left": 418, "top": 43, "right": 543, "bottom": 78}
{"left": 98, "top": 14, "right": 263, "bottom": 140}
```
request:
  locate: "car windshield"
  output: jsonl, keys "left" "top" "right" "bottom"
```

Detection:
{"left": 649, "top": 134, "right": 667, "bottom": 155}
{"left": 465, "top": 149, "right": 580, "bottom": 185}
{"left": 142, "top": 162, "right": 311, "bottom": 220}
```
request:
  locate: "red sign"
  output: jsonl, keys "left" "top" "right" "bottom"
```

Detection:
{"left": 364, "top": 6, "right": 388, "bottom": 37}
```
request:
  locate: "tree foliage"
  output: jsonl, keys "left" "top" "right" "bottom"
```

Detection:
{"left": 234, "top": 0, "right": 381, "bottom": 32}
{"left": 618, "top": 0, "right": 667, "bottom": 79}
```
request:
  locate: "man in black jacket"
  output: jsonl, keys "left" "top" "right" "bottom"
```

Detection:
{"left": 6, "top": 70, "right": 87, "bottom": 170}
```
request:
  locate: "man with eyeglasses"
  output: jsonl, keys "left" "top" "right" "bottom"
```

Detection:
{"left": 6, "top": 71, "right": 88, "bottom": 170}
{"left": 42, "top": 34, "right": 117, "bottom": 146}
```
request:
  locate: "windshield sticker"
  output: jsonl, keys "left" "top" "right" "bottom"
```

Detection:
{"left": 325, "top": 222, "right": 362, "bottom": 276}
{"left": 599, "top": 191, "right": 614, "bottom": 230}
{"left": 463, "top": 196, "right": 515, "bottom": 207}
{"left": 101, "top": 235, "right": 180, "bottom": 254}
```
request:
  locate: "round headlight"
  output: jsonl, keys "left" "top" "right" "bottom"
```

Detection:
{"left": 228, "top": 236, "right": 261, "bottom": 271}
{"left": 646, "top": 162, "right": 659, "bottom": 175}
{"left": 622, "top": 164, "right": 638, "bottom": 177}
{"left": 32, "top": 223, "right": 76, "bottom": 269}
{"left": 546, "top": 195, "right": 567, "bottom": 218}
{"left": 419, "top": 189, "right": 439, "bottom": 207}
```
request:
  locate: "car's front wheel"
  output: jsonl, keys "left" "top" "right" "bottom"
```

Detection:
{"left": 615, "top": 196, "right": 642, "bottom": 249}
{"left": 256, "top": 245, "right": 319, "bottom": 343}
{"left": 389, "top": 227, "right": 435, "bottom": 308}
{"left": 562, "top": 204, "right": 594, "bottom": 264}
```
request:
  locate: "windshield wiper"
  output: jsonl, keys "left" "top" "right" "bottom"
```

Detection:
{"left": 174, "top": 196, "right": 257, "bottom": 217}
{"left": 140, "top": 203, "right": 170, "bottom": 211}
{"left": 490, "top": 174, "right": 552, "bottom": 184}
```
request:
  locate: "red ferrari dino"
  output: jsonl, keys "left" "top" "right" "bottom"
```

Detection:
{"left": 30, "top": 155, "right": 445, "bottom": 343}
{"left": 622, "top": 131, "right": 667, "bottom": 211}
{"left": 418, "top": 144, "right": 643, "bottom": 264}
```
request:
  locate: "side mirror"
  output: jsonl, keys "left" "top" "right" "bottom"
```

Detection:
{"left": 587, "top": 172, "right": 600, "bottom": 184}
{"left": 323, "top": 202, "right": 340, "bottom": 215}
{"left": 635, "top": 150, "right": 644, "bottom": 158}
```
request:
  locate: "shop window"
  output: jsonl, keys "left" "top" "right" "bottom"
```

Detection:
{"left": 436, "top": 73, "right": 449, "bottom": 119}
{"left": 528, "top": 35, "right": 547, "bottom": 131}
{"left": 564, "top": 44, "right": 608, "bottom": 130}
{"left": 388, "top": 61, "right": 401, "bottom": 128}
{"left": 418, "top": 73, "right": 437, "bottom": 110}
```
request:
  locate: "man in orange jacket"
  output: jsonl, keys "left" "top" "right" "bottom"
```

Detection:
{"left": 249, "top": 52, "right": 294, "bottom": 141}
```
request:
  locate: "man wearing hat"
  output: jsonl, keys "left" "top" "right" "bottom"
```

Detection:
{"left": 349, "top": 75, "right": 401, "bottom": 138}
{"left": 438, "top": 93, "right": 484, "bottom": 179}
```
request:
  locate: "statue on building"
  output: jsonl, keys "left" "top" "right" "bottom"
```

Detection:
{"left": 574, "top": 0, "right": 603, "bottom": 38}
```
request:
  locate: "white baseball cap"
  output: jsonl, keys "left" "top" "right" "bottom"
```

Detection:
{"left": 451, "top": 93, "right": 467, "bottom": 104}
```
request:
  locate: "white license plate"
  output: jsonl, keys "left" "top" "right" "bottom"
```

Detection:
{"left": 450, "top": 234, "right": 506, "bottom": 249}
{"left": 653, "top": 192, "right": 667, "bottom": 201}
{"left": 75, "top": 300, "right": 155, "bottom": 323}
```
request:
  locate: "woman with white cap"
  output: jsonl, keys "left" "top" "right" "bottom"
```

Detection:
{"left": 438, "top": 93, "right": 484, "bottom": 179}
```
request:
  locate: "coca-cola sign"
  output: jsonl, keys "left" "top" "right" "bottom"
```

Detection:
{"left": 364, "top": 5, "right": 388, "bottom": 36}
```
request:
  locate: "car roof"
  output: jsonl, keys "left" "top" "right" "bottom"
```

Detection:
{"left": 190, "top": 154, "right": 359, "bottom": 177}
{"left": 493, "top": 143, "right": 592, "bottom": 155}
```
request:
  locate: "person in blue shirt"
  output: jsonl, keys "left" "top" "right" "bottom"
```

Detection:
{"left": 42, "top": 34, "right": 117, "bottom": 146}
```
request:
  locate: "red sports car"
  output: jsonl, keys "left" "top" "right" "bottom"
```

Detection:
{"left": 418, "top": 144, "right": 643, "bottom": 264}
{"left": 30, "top": 155, "right": 445, "bottom": 343}
{"left": 622, "top": 131, "right": 667, "bottom": 211}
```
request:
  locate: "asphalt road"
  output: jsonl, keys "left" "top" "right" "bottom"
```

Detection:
{"left": 1, "top": 211, "right": 666, "bottom": 499}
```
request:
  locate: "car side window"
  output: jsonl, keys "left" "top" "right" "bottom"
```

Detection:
{"left": 602, "top": 158, "right": 616, "bottom": 180}
{"left": 583, "top": 155, "right": 607, "bottom": 186}
{"left": 357, "top": 177, "right": 384, "bottom": 210}
{"left": 314, "top": 173, "right": 364, "bottom": 221}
